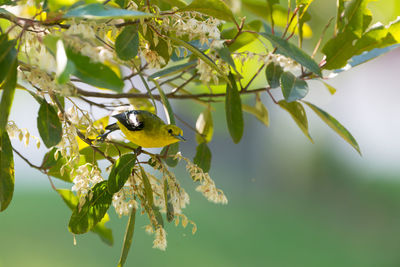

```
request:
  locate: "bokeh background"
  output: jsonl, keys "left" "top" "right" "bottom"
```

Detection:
{"left": 1, "top": 1, "right": 400, "bottom": 266}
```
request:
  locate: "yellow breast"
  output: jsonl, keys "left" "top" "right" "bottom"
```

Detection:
{"left": 117, "top": 122, "right": 179, "bottom": 148}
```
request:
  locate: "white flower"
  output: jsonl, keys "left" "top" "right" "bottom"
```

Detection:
{"left": 71, "top": 164, "right": 104, "bottom": 196}
{"left": 152, "top": 227, "right": 167, "bottom": 250}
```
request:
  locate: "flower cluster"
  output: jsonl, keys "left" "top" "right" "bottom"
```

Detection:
{"left": 170, "top": 11, "right": 222, "bottom": 45}
{"left": 112, "top": 178, "right": 138, "bottom": 217}
{"left": 175, "top": 152, "right": 228, "bottom": 204}
{"left": 6, "top": 121, "right": 41, "bottom": 148}
{"left": 71, "top": 163, "right": 104, "bottom": 196}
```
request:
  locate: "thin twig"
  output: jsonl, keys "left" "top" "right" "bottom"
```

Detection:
{"left": 12, "top": 147, "right": 44, "bottom": 171}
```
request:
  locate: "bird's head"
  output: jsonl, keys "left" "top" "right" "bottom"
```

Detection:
{"left": 163, "top": 125, "right": 185, "bottom": 143}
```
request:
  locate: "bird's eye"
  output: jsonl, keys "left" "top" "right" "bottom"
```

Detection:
{"left": 168, "top": 129, "right": 173, "bottom": 134}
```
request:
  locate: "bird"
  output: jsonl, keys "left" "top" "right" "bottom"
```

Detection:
{"left": 98, "top": 110, "right": 185, "bottom": 148}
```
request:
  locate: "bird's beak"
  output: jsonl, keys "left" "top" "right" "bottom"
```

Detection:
{"left": 175, "top": 133, "right": 186, "bottom": 142}
{"left": 112, "top": 112, "right": 126, "bottom": 123}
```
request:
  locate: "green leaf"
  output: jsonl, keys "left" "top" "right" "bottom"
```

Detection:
{"left": 66, "top": 48, "right": 124, "bottom": 92}
{"left": 160, "top": 142, "right": 179, "bottom": 167}
{"left": 117, "top": 208, "right": 136, "bottom": 267}
{"left": 152, "top": 80, "right": 180, "bottom": 167}
{"left": 242, "top": 94, "right": 269, "bottom": 127}
{"left": 225, "top": 72, "right": 244, "bottom": 144}
{"left": 0, "top": 37, "right": 17, "bottom": 134}
{"left": 108, "top": 153, "right": 136, "bottom": 194}
{"left": 278, "top": 100, "right": 313, "bottom": 142}
{"left": 64, "top": 3, "right": 155, "bottom": 20}
{"left": 343, "top": 0, "right": 371, "bottom": 38}
{"left": 303, "top": 101, "right": 361, "bottom": 154}
{"left": 160, "top": 0, "right": 187, "bottom": 8}
{"left": 148, "top": 61, "right": 196, "bottom": 80}
{"left": 196, "top": 107, "right": 214, "bottom": 144}
{"left": 0, "top": 131, "right": 14, "bottom": 212}
{"left": 265, "top": 61, "right": 283, "bottom": 88}
{"left": 321, "top": 81, "right": 336, "bottom": 95}
{"left": 163, "top": 179, "right": 174, "bottom": 222}
{"left": 322, "top": 30, "right": 358, "bottom": 70}
{"left": 115, "top": 25, "right": 139, "bottom": 61}
{"left": 193, "top": 143, "right": 212, "bottom": 173}
{"left": 179, "top": 0, "right": 235, "bottom": 21}
{"left": 58, "top": 189, "right": 113, "bottom": 246}
{"left": 42, "top": 148, "right": 86, "bottom": 182}
{"left": 170, "top": 37, "right": 229, "bottom": 83}
{"left": 80, "top": 142, "right": 138, "bottom": 163}
{"left": 0, "top": 37, "right": 17, "bottom": 84}
{"left": 280, "top": 71, "right": 309, "bottom": 102}
{"left": 217, "top": 46, "right": 238, "bottom": 74}
{"left": 259, "top": 32, "right": 322, "bottom": 76}
{"left": 69, "top": 181, "right": 113, "bottom": 234}
{"left": 37, "top": 101, "right": 63, "bottom": 148}
{"left": 140, "top": 166, "right": 154, "bottom": 207}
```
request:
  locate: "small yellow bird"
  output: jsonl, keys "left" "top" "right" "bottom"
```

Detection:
{"left": 99, "top": 110, "right": 185, "bottom": 148}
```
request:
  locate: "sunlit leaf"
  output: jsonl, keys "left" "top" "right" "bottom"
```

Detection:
{"left": 64, "top": 3, "right": 155, "bottom": 20}
{"left": 196, "top": 107, "right": 213, "bottom": 144}
{"left": 37, "top": 101, "right": 63, "bottom": 148}
{"left": 259, "top": 32, "right": 321, "bottom": 76}
{"left": 303, "top": 101, "right": 361, "bottom": 154}
{"left": 243, "top": 2, "right": 312, "bottom": 38}
{"left": 221, "top": 20, "right": 262, "bottom": 52}
{"left": 179, "top": 0, "right": 235, "bottom": 22}
{"left": 278, "top": 100, "right": 313, "bottom": 142}
{"left": 280, "top": 71, "right": 309, "bottom": 102}
{"left": 69, "top": 181, "right": 113, "bottom": 234}
{"left": 193, "top": 142, "right": 212, "bottom": 173}
{"left": 242, "top": 94, "right": 269, "bottom": 127}
{"left": 160, "top": 0, "right": 187, "bottom": 8}
{"left": 0, "top": 131, "right": 14, "bottom": 212}
{"left": 108, "top": 153, "right": 136, "bottom": 194}
{"left": 321, "top": 81, "right": 336, "bottom": 95}
{"left": 225, "top": 72, "right": 244, "bottom": 144}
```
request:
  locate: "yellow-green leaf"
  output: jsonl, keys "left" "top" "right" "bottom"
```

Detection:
{"left": 196, "top": 107, "right": 214, "bottom": 144}
{"left": 278, "top": 100, "right": 313, "bottom": 143}
{"left": 303, "top": 101, "right": 361, "bottom": 154}
{"left": 108, "top": 153, "right": 136, "bottom": 194}
{"left": 179, "top": 0, "right": 235, "bottom": 22}
{"left": 242, "top": 94, "right": 269, "bottom": 127}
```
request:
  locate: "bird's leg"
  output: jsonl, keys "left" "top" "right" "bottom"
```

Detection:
{"left": 134, "top": 146, "right": 142, "bottom": 156}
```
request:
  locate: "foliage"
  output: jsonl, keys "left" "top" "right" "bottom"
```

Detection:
{"left": 0, "top": 0, "right": 398, "bottom": 265}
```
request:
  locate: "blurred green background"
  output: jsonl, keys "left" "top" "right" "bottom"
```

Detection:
{"left": 2, "top": 1, "right": 400, "bottom": 267}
